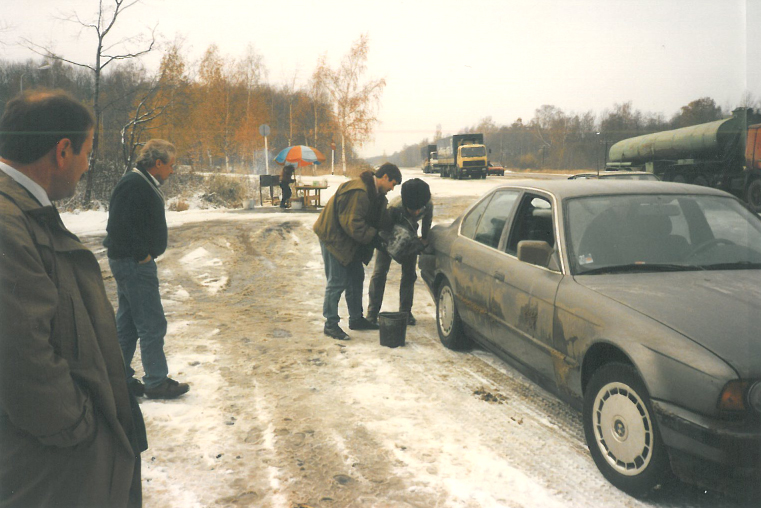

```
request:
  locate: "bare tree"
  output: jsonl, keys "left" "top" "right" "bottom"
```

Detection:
{"left": 120, "top": 77, "right": 168, "bottom": 169}
{"left": 22, "top": 0, "right": 155, "bottom": 205}
{"left": 324, "top": 34, "right": 386, "bottom": 174}
{"left": 309, "top": 55, "right": 331, "bottom": 148}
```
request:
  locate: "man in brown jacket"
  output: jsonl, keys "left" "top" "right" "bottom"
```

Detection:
{"left": 0, "top": 90, "right": 146, "bottom": 507}
{"left": 313, "top": 163, "right": 402, "bottom": 340}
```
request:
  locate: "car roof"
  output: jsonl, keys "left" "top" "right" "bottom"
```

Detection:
{"left": 490, "top": 179, "right": 733, "bottom": 200}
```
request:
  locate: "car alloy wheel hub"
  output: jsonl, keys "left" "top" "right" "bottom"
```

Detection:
{"left": 593, "top": 381, "right": 653, "bottom": 476}
{"left": 438, "top": 286, "right": 454, "bottom": 335}
{"left": 613, "top": 418, "right": 627, "bottom": 440}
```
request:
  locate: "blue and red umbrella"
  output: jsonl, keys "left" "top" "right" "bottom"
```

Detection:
{"left": 274, "top": 145, "right": 326, "bottom": 167}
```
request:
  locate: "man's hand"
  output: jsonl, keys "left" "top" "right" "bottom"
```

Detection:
{"left": 371, "top": 233, "right": 387, "bottom": 252}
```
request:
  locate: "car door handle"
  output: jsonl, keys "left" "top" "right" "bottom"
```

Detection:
{"left": 493, "top": 271, "right": 505, "bottom": 282}
{"left": 454, "top": 254, "right": 463, "bottom": 263}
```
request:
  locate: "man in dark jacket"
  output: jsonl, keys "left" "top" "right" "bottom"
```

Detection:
{"left": 367, "top": 178, "right": 433, "bottom": 326}
{"left": 279, "top": 164, "right": 295, "bottom": 208}
{"left": 105, "top": 139, "right": 190, "bottom": 399}
{"left": 0, "top": 89, "right": 146, "bottom": 507}
{"left": 313, "top": 163, "right": 402, "bottom": 340}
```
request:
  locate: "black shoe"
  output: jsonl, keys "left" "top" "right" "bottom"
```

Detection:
{"left": 349, "top": 317, "right": 380, "bottom": 330}
{"left": 407, "top": 313, "right": 416, "bottom": 326}
{"left": 127, "top": 378, "right": 145, "bottom": 397}
{"left": 144, "top": 378, "right": 190, "bottom": 399}
{"left": 324, "top": 324, "right": 350, "bottom": 340}
{"left": 365, "top": 314, "right": 378, "bottom": 327}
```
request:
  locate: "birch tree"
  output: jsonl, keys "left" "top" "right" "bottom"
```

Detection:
{"left": 325, "top": 34, "right": 385, "bottom": 174}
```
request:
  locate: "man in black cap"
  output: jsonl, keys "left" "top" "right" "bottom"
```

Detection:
{"left": 367, "top": 178, "right": 433, "bottom": 326}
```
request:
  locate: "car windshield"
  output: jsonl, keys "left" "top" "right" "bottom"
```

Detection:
{"left": 565, "top": 194, "right": 761, "bottom": 275}
{"left": 460, "top": 146, "right": 486, "bottom": 157}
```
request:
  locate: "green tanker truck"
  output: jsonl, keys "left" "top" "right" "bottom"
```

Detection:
{"left": 607, "top": 107, "right": 761, "bottom": 211}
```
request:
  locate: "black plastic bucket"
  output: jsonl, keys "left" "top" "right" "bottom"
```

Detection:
{"left": 378, "top": 312, "right": 407, "bottom": 348}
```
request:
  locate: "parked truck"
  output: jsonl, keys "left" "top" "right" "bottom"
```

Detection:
{"left": 436, "top": 134, "right": 488, "bottom": 179}
{"left": 607, "top": 107, "right": 761, "bottom": 211}
{"left": 421, "top": 144, "right": 438, "bottom": 174}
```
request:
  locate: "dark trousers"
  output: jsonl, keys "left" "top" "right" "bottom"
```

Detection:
{"left": 320, "top": 242, "right": 365, "bottom": 327}
{"left": 280, "top": 183, "right": 292, "bottom": 207}
{"left": 367, "top": 249, "right": 417, "bottom": 319}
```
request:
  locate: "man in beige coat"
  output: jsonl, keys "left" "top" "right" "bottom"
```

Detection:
{"left": 0, "top": 90, "right": 146, "bottom": 507}
{"left": 313, "top": 163, "right": 402, "bottom": 340}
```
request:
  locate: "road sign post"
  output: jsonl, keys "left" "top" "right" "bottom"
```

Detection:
{"left": 330, "top": 142, "right": 336, "bottom": 176}
{"left": 259, "top": 124, "right": 271, "bottom": 174}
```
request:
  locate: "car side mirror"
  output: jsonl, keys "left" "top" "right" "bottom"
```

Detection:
{"left": 517, "top": 240, "right": 553, "bottom": 268}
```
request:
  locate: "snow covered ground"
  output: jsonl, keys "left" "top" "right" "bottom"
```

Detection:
{"left": 62, "top": 168, "right": 748, "bottom": 508}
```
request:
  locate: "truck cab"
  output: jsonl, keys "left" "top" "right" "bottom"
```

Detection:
{"left": 456, "top": 144, "right": 488, "bottom": 179}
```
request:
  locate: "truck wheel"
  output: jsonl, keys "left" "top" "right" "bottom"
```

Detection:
{"left": 583, "top": 363, "right": 670, "bottom": 497}
{"left": 747, "top": 178, "right": 761, "bottom": 213}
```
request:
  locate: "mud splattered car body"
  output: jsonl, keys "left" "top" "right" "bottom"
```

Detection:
{"left": 418, "top": 179, "right": 761, "bottom": 497}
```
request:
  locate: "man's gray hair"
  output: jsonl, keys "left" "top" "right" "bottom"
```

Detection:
{"left": 136, "top": 139, "right": 176, "bottom": 171}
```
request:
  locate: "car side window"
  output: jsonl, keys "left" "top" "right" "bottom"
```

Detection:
{"left": 506, "top": 195, "right": 554, "bottom": 255}
{"left": 472, "top": 190, "right": 520, "bottom": 248}
{"left": 460, "top": 196, "right": 491, "bottom": 240}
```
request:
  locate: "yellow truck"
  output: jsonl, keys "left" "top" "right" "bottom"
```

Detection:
{"left": 436, "top": 134, "right": 488, "bottom": 179}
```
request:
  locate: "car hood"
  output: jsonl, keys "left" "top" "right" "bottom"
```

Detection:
{"left": 576, "top": 271, "right": 761, "bottom": 376}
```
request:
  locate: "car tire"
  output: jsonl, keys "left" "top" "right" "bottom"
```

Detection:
{"left": 583, "top": 363, "right": 670, "bottom": 497}
{"left": 746, "top": 178, "right": 761, "bottom": 213}
{"left": 436, "top": 279, "right": 471, "bottom": 350}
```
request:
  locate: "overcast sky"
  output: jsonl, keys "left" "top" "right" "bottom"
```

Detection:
{"left": 2, "top": 0, "right": 759, "bottom": 157}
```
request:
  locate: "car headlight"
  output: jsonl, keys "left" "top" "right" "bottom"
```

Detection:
{"left": 749, "top": 381, "right": 761, "bottom": 414}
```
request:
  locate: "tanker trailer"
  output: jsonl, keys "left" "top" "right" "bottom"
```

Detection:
{"left": 607, "top": 108, "right": 761, "bottom": 211}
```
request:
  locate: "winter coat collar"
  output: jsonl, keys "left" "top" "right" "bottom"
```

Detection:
{"left": 359, "top": 170, "right": 378, "bottom": 203}
{"left": 0, "top": 161, "right": 52, "bottom": 206}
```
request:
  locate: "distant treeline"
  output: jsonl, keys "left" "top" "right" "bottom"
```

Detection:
{"left": 375, "top": 97, "right": 759, "bottom": 170}
{"left": 0, "top": 43, "right": 361, "bottom": 205}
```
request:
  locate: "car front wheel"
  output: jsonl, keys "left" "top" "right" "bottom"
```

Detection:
{"left": 436, "top": 279, "right": 471, "bottom": 350}
{"left": 583, "top": 363, "right": 670, "bottom": 497}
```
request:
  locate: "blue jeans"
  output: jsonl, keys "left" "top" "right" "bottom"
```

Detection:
{"left": 109, "top": 257, "right": 169, "bottom": 389}
{"left": 320, "top": 242, "right": 365, "bottom": 327}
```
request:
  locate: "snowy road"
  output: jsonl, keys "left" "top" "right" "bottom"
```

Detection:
{"left": 70, "top": 168, "right": 752, "bottom": 508}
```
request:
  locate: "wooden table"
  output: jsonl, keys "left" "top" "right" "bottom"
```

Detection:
{"left": 295, "top": 184, "right": 328, "bottom": 208}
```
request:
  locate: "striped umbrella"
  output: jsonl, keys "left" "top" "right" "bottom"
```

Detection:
{"left": 273, "top": 145, "right": 327, "bottom": 167}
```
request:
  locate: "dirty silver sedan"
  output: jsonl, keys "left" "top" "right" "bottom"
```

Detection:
{"left": 419, "top": 179, "right": 761, "bottom": 498}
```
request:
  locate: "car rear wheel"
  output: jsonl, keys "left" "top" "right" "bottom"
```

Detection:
{"left": 436, "top": 279, "right": 471, "bottom": 350}
{"left": 583, "top": 363, "right": 669, "bottom": 497}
